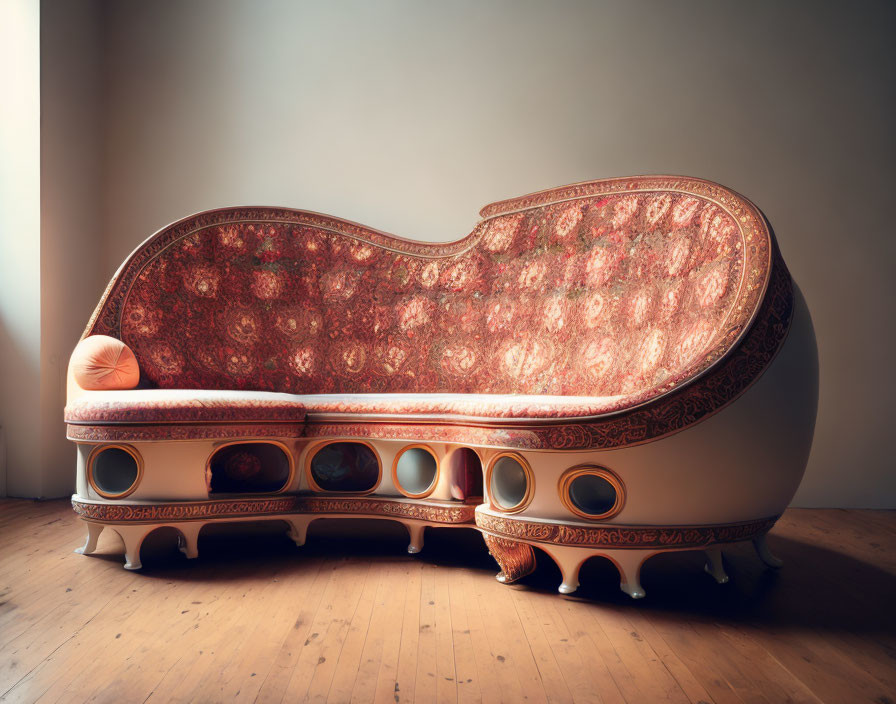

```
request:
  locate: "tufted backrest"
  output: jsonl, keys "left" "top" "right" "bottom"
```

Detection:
{"left": 84, "top": 176, "right": 775, "bottom": 409}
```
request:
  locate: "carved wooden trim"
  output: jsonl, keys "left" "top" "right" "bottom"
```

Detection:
{"left": 67, "top": 423, "right": 306, "bottom": 443}
{"left": 481, "top": 175, "right": 764, "bottom": 220}
{"left": 297, "top": 496, "right": 473, "bottom": 524}
{"left": 482, "top": 534, "right": 537, "bottom": 584}
{"left": 71, "top": 496, "right": 476, "bottom": 525}
{"left": 475, "top": 510, "right": 779, "bottom": 550}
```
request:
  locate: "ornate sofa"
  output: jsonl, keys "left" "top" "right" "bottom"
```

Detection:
{"left": 65, "top": 176, "right": 818, "bottom": 598}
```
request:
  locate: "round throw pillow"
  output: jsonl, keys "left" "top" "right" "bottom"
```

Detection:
{"left": 71, "top": 335, "right": 140, "bottom": 390}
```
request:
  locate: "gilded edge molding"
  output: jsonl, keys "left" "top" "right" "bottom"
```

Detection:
{"left": 71, "top": 496, "right": 777, "bottom": 552}
{"left": 71, "top": 496, "right": 476, "bottom": 525}
{"left": 475, "top": 510, "right": 779, "bottom": 550}
{"left": 480, "top": 175, "right": 760, "bottom": 219}
{"left": 67, "top": 423, "right": 307, "bottom": 443}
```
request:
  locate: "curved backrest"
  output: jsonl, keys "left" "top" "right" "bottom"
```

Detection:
{"left": 84, "top": 176, "right": 776, "bottom": 408}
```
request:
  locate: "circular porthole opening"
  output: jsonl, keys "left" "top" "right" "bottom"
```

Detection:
{"left": 560, "top": 467, "right": 624, "bottom": 520}
{"left": 309, "top": 442, "right": 380, "bottom": 493}
{"left": 489, "top": 454, "right": 532, "bottom": 512}
{"left": 393, "top": 445, "right": 438, "bottom": 498}
{"left": 208, "top": 442, "right": 293, "bottom": 494}
{"left": 90, "top": 446, "right": 141, "bottom": 498}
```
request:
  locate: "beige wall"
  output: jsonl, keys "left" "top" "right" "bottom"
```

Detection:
{"left": 0, "top": 0, "right": 103, "bottom": 498}
{"left": 31, "top": 0, "right": 896, "bottom": 506}
{"left": 0, "top": 0, "right": 41, "bottom": 497}
{"left": 40, "top": 0, "right": 105, "bottom": 497}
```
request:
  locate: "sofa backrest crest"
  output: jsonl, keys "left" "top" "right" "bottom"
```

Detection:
{"left": 84, "top": 176, "right": 774, "bottom": 407}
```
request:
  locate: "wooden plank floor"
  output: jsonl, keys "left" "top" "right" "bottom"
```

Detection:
{"left": 0, "top": 501, "right": 894, "bottom": 704}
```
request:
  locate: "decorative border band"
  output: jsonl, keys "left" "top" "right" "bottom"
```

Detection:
{"left": 67, "top": 423, "right": 307, "bottom": 442}
{"left": 298, "top": 496, "right": 474, "bottom": 523}
{"left": 71, "top": 496, "right": 476, "bottom": 525}
{"left": 480, "top": 175, "right": 761, "bottom": 219}
{"left": 474, "top": 509, "right": 778, "bottom": 550}
{"left": 71, "top": 496, "right": 775, "bottom": 551}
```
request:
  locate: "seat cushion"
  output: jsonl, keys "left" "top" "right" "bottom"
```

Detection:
{"left": 296, "top": 393, "right": 629, "bottom": 420}
{"left": 65, "top": 389, "right": 637, "bottom": 425}
{"left": 65, "top": 389, "right": 307, "bottom": 424}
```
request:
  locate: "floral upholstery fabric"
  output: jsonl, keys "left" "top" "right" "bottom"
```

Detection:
{"left": 83, "top": 177, "right": 773, "bottom": 416}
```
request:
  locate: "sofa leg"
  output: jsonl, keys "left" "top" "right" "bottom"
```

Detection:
{"left": 752, "top": 533, "right": 783, "bottom": 568}
{"left": 286, "top": 517, "right": 312, "bottom": 547}
{"left": 557, "top": 557, "right": 586, "bottom": 595}
{"left": 176, "top": 523, "right": 202, "bottom": 560}
{"left": 482, "top": 534, "right": 536, "bottom": 585}
{"left": 703, "top": 547, "right": 729, "bottom": 584}
{"left": 538, "top": 545, "right": 586, "bottom": 595}
{"left": 405, "top": 523, "right": 425, "bottom": 554}
{"left": 111, "top": 525, "right": 153, "bottom": 570}
{"left": 607, "top": 550, "right": 652, "bottom": 599}
{"left": 74, "top": 522, "right": 104, "bottom": 555}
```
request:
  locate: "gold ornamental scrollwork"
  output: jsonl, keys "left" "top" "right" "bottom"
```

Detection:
{"left": 475, "top": 510, "right": 779, "bottom": 550}
{"left": 72, "top": 496, "right": 476, "bottom": 525}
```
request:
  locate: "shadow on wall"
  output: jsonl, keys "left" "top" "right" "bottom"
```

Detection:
{"left": 114, "top": 517, "right": 895, "bottom": 636}
{"left": 0, "top": 317, "right": 42, "bottom": 497}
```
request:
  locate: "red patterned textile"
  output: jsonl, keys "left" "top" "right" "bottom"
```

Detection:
{"left": 81, "top": 177, "right": 776, "bottom": 419}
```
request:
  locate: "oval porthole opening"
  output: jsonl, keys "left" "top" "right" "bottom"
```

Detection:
{"left": 308, "top": 441, "right": 381, "bottom": 493}
{"left": 445, "top": 448, "right": 483, "bottom": 501}
{"left": 559, "top": 467, "right": 624, "bottom": 520}
{"left": 487, "top": 453, "right": 533, "bottom": 513}
{"left": 208, "top": 442, "right": 293, "bottom": 495}
{"left": 393, "top": 445, "right": 438, "bottom": 498}
{"left": 89, "top": 445, "right": 142, "bottom": 499}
